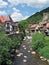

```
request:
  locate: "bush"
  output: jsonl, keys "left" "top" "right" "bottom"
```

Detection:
{"left": 40, "top": 46, "right": 49, "bottom": 59}
{"left": 0, "top": 46, "right": 12, "bottom": 65}
{"left": 31, "top": 32, "right": 45, "bottom": 51}
{"left": 45, "top": 36, "right": 49, "bottom": 47}
{"left": 0, "top": 32, "right": 13, "bottom": 65}
{"left": 9, "top": 33, "right": 23, "bottom": 49}
{"left": 0, "top": 31, "right": 24, "bottom": 65}
{"left": 39, "top": 36, "right": 49, "bottom": 59}
{"left": 31, "top": 32, "right": 49, "bottom": 59}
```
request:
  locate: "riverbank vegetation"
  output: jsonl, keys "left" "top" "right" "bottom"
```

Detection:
{"left": 31, "top": 32, "right": 49, "bottom": 59}
{"left": 0, "top": 27, "right": 24, "bottom": 65}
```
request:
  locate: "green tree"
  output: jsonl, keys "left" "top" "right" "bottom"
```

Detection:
{"left": 18, "top": 20, "right": 28, "bottom": 36}
{"left": 0, "top": 27, "right": 24, "bottom": 65}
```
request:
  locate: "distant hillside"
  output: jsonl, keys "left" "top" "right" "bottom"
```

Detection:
{"left": 26, "top": 7, "right": 49, "bottom": 24}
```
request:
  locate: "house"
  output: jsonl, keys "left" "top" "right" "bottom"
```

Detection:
{"left": 45, "top": 22, "right": 49, "bottom": 35}
{"left": 38, "top": 13, "right": 49, "bottom": 31}
{"left": 35, "top": 24, "right": 40, "bottom": 31}
{"left": 39, "top": 21, "right": 47, "bottom": 31}
{"left": 5, "top": 16, "right": 19, "bottom": 34}
{"left": 29, "top": 24, "right": 39, "bottom": 33}
{"left": 46, "top": 22, "right": 49, "bottom": 29}
{"left": 0, "top": 16, "right": 6, "bottom": 23}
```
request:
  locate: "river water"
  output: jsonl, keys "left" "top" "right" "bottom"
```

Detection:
{"left": 13, "top": 39, "right": 49, "bottom": 65}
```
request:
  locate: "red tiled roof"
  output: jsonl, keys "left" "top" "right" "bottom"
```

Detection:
{"left": 0, "top": 16, "right": 6, "bottom": 23}
{"left": 35, "top": 25, "right": 40, "bottom": 29}
{"left": 46, "top": 22, "right": 49, "bottom": 28}
{"left": 0, "top": 16, "right": 13, "bottom": 23}
{"left": 29, "top": 24, "right": 38, "bottom": 28}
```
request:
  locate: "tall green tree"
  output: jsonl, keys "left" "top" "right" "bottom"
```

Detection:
{"left": 18, "top": 20, "right": 28, "bottom": 35}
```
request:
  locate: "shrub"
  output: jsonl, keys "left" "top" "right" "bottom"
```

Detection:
{"left": 9, "top": 33, "right": 23, "bottom": 49}
{"left": 0, "top": 32, "right": 13, "bottom": 65}
{"left": 31, "top": 32, "right": 45, "bottom": 51}
{"left": 0, "top": 31, "right": 24, "bottom": 65}
{"left": 31, "top": 32, "right": 49, "bottom": 59}
{"left": 40, "top": 46, "right": 49, "bottom": 59}
{"left": 45, "top": 36, "right": 49, "bottom": 47}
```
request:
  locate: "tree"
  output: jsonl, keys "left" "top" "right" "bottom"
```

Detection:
{"left": 0, "top": 27, "right": 24, "bottom": 65}
{"left": 18, "top": 20, "right": 28, "bottom": 36}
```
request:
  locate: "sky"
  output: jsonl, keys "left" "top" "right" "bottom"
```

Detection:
{"left": 0, "top": 0, "right": 49, "bottom": 22}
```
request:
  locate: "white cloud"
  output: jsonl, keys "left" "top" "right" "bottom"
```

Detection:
{"left": 8, "top": 0, "right": 49, "bottom": 8}
{"left": 8, "top": 0, "right": 24, "bottom": 5}
{"left": 11, "top": 8, "right": 24, "bottom": 22}
{"left": 13, "top": 7, "right": 20, "bottom": 13}
{"left": 38, "top": 0, "right": 47, "bottom": 4}
{"left": 25, "top": 0, "right": 48, "bottom": 8}
{"left": 0, "top": 11, "right": 7, "bottom": 15}
{"left": 11, "top": 12, "right": 23, "bottom": 22}
{"left": 11, "top": 7, "right": 29, "bottom": 22}
{"left": 23, "top": 16, "right": 29, "bottom": 20}
{"left": 0, "top": 0, "right": 8, "bottom": 8}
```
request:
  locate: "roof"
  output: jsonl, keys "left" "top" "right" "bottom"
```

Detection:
{"left": 29, "top": 24, "right": 38, "bottom": 28}
{"left": 40, "top": 21, "right": 47, "bottom": 25}
{"left": 0, "top": 16, "right": 14, "bottom": 24}
{"left": 46, "top": 22, "right": 49, "bottom": 28}
{"left": 11, "top": 23, "right": 17, "bottom": 26}
{"left": 35, "top": 25, "right": 40, "bottom": 30}
{"left": 0, "top": 16, "right": 6, "bottom": 23}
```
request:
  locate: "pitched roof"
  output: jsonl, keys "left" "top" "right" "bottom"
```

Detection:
{"left": 29, "top": 24, "right": 38, "bottom": 28}
{"left": 35, "top": 25, "right": 40, "bottom": 30}
{"left": 0, "top": 16, "right": 13, "bottom": 24}
{"left": 46, "top": 22, "right": 49, "bottom": 28}
{"left": 0, "top": 16, "right": 6, "bottom": 23}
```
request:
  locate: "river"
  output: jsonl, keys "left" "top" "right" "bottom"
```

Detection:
{"left": 13, "top": 38, "right": 49, "bottom": 65}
